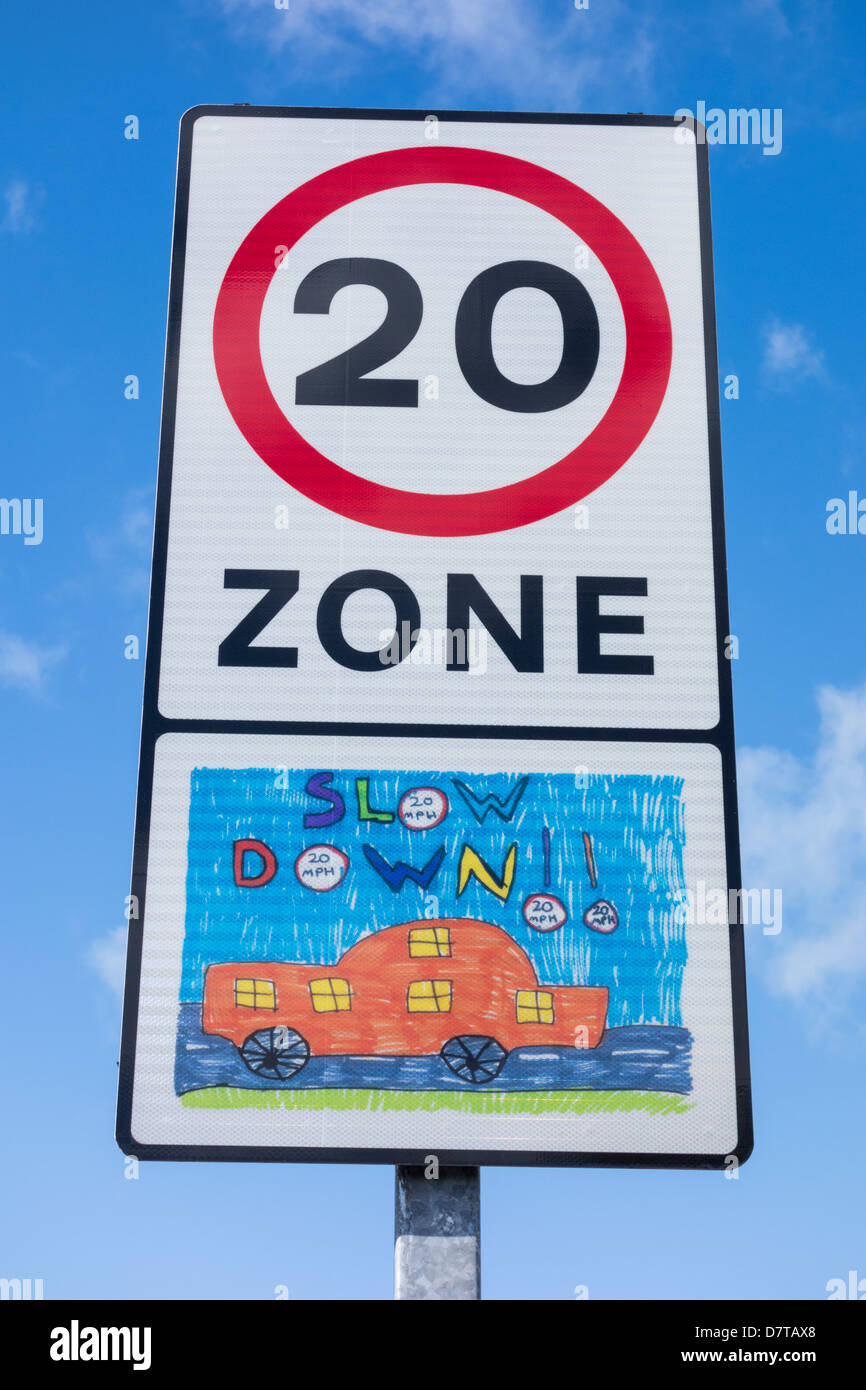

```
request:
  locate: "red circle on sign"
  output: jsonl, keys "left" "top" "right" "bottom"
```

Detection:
{"left": 213, "top": 146, "right": 672, "bottom": 537}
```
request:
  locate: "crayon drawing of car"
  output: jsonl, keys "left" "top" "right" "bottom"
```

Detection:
{"left": 202, "top": 918, "right": 608, "bottom": 1084}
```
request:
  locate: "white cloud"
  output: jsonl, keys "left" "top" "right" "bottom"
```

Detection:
{"left": 88, "top": 487, "right": 154, "bottom": 596}
{"left": 119, "top": 490, "right": 154, "bottom": 550}
{"left": 1, "top": 178, "right": 43, "bottom": 235}
{"left": 87, "top": 926, "right": 128, "bottom": 999}
{"left": 761, "top": 317, "right": 825, "bottom": 383}
{"left": 213, "top": 0, "right": 655, "bottom": 105}
{"left": 740, "top": 0, "right": 790, "bottom": 37}
{"left": 738, "top": 683, "right": 866, "bottom": 1017}
{"left": 0, "top": 630, "right": 66, "bottom": 692}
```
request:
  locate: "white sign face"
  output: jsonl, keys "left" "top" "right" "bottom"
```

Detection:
{"left": 158, "top": 110, "right": 719, "bottom": 729}
{"left": 118, "top": 108, "right": 752, "bottom": 1169}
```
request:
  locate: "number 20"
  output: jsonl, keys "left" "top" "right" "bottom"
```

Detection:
{"left": 294, "top": 257, "right": 600, "bottom": 414}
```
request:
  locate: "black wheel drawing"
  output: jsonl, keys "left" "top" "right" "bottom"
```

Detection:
{"left": 239, "top": 1026, "right": 310, "bottom": 1080}
{"left": 440, "top": 1034, "right": 508, "bottom": 1084}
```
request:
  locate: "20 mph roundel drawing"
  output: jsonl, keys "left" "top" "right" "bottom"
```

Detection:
{"left": 212, "top": 145, "right": 672, "bottom": 537}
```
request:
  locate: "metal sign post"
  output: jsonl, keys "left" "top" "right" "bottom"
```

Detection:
{"left": 395, "top": 1165, "right": 480, "bottom": 1300}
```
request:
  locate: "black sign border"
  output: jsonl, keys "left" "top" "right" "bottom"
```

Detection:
{"left": 116, "top": 105, "right": 752, "bottom": 1170}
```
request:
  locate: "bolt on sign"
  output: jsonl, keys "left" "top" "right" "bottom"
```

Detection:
{"left": 117, "top": 107, "right": 752, "bottom": 1168}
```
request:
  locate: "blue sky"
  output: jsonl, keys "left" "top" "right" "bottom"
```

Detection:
{"left": 2, "top": 0, "right": 865, "bottom": 1300}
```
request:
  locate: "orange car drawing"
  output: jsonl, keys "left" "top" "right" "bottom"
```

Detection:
{"left": 202, "top": 918, "right": 608, "bottom": 1084}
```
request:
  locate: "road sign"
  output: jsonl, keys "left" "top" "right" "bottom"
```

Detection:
{"left": 117, "top": 106, "right": 752, "bottom": 1168}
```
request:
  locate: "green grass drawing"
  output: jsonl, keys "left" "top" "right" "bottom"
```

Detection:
{"left": 181, "top": 1087, "right": 693, "bottom": 1117}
